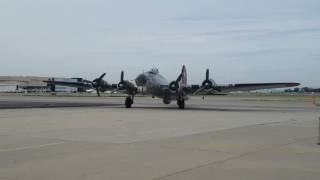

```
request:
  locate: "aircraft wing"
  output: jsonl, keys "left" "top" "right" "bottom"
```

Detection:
{"left": 0, "top": 80, "right": 29, "bottom": 83}
{"left": 193, "top": 82, "right": 300, "bottom": 95}
{"left": 219, "top": 83, "right": 300, "bottom": 92}
{"left": 43, "top": 80, "right": 93, "bottom": 89}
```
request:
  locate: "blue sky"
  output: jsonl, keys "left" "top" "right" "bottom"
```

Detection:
{"left": 0, "top": 0, "right": 319, "bottom": 86}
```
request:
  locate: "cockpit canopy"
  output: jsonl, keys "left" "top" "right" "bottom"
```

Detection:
{"left": 148, "top": 68, "right": 159, "bottom": 75}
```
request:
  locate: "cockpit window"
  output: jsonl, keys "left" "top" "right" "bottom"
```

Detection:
{"left": 148, "top": 68, "right": 159, "bottom": 74}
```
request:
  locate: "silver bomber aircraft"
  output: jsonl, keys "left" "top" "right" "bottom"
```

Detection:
{"left": 117, "top": 65, "right": 300, "bottom": 109}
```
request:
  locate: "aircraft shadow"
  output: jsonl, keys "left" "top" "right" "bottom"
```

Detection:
{"left": 111, "top": 105, "right": 308, "bottom": 113}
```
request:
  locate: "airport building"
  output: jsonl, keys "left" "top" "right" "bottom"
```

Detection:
{"left": 0, "top": 84, "right": 18, "bottom": 92}
{"left": 0, "top": 76, "right": 78, "bottom": 93}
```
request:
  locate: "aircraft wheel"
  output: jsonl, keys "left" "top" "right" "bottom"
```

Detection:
{"left": 125, "top": 97, "right": 133, "bottom": 108}
{"left": 177, "top": 99, "right": 185, "bottom": 109}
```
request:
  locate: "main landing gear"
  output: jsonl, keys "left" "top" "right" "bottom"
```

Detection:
{"left": 177, "top": 99, "right": 185, "bottom": 109}
{"left": 125, "top": 96, "right": 134, "bottom": 108}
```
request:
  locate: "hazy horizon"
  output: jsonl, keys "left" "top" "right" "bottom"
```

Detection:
{"left": 0, "top": 0, "right": 319, "bottom": 87}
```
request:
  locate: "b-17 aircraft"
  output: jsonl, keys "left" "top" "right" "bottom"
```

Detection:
{"left": 46, "top": 66, "right": 299, "bottom": 109}
{"left": 117, "top": 66, "right": 299, "bottom": 109}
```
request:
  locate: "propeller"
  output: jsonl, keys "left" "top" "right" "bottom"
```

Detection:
{"left": 201, "top": 69, "right": 221, "bottom": 92}
{"left": 92, "top": 73, "right": 106, "bottom": 97}
{"left": 169, "top": 73, "right": 183, "bottom": 92}
{"left": 118, "top": 71, "right": 125, "bottom": 90}
{"left": 117, "top": 71, "right": 137, "bottom": 95}
{"left": 201, "top": 69, "right": 213, "bottom": 90}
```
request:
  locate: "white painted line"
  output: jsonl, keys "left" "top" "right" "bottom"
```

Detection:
{"left": 0, "top": 142, "right": 65, "bottom": 153}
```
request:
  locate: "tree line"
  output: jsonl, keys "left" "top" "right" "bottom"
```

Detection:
{"left": 284, "top": 87, "right": 320, "bottom": 93}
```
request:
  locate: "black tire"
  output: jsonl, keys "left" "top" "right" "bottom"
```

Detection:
{"left": 177, "top": 100, "right": 185, "bottom": 109}
{"left": 125, "top": 97, "right": 133, "bottom": 108}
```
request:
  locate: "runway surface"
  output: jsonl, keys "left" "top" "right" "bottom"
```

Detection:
{"left": 0, "top": 95, "right": 122, "bottom": 109}
{"left": 0, "top": 94, "right": 319, "bottom": 180}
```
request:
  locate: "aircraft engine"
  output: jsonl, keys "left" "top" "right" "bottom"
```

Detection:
{"left": 202, "top": 79, "right": 213, "bottom": 89}
{"left": 201, "top": 69, "right": 213, "bottom": 89}
{"left": 92, "top": 73, "right": 106, "bottom": 96}
{"left": 200, "top": 69, "right": 221, "bottom": 92}
{"left": 169, "top": 81, "right": 179, "bottom": 91}
{"left": 118, "top": 71, "right": 138, "bottom": 95}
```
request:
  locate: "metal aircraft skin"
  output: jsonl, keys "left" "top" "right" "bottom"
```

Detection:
{"left": 117, "top": 65, "right": 300, "bottom": 109}
{"left": 44, "top": 65, "right": 299, "bottom": 109}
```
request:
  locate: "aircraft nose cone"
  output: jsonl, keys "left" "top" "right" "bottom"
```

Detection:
{"left": 135, "top": 74, "right": 147, "bottom": 86}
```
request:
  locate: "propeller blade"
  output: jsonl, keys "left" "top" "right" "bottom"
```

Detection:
{"left": 117, "top": 71, "right": 125, "bottom": 90}
{"left": 176, "top": 74, "right": 183, "bottom": 82}
{"left": 206, "top": 69, "right": 209, "bottom": 80}
{"left": 92, "top": 73, "right": 106, "bottom": 96}
{"left": 98, "top": 73, "right": 106, "bottom": 80}
{"left": 120, "top": 71, "right": 124, "bottom": 82}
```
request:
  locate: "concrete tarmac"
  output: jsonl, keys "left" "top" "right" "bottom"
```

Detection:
{"left": 0, "top": 94, "right": 319, "bottom": 180}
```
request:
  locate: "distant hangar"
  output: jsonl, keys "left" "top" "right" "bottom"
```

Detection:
{"left": 0, "top": 76, "right": 82, "bottom": 93}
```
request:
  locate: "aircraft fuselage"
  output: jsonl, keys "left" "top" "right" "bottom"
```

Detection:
{"left": 135, "top": 69, "right": 175, "bottom": 103}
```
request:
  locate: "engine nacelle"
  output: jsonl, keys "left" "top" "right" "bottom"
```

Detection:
{"left": 202, "top": 79, "right": 213, "bottom": 90}
{"left": 169, "top": 81, "right": 179, "bottom": 91}
{"left": 118, "top": 81, "right": 137, "bottom": 95}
